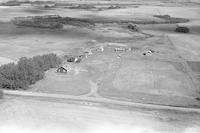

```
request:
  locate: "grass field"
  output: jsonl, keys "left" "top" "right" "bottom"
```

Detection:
{"left": 0, "top": 1, "right": 200, "bottom": 133}
{"left": 31, "top": 67, "right": 91, "bottom": 95}
{"left": 0, "top": 1, "right": 200, "bottom": 106}
{"left": 98, "top": 60, "right": 200, "bottom": 107}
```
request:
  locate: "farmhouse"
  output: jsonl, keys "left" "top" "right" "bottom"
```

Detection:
{"left": 115, "top": 47, "right": 125, "bottom": 52}
{"left": 115, "top": 47, "right": 130, "bottom": 52}
{"left": 57, "top": 65, "right": 70, "bottom": 73}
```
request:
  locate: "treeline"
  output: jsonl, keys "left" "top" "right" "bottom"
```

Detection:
{"left": 0, "top": 90, "right": 3, "bottom": 99}
{"left": 0, "top": 53, "right": 61, "bottom": 90}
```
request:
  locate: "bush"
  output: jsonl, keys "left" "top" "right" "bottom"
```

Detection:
{"left": 0, "top": 53, "right": 61, "bottom": 90}
{"left": 67, "top": 57, "right": 76, "bottom": 62}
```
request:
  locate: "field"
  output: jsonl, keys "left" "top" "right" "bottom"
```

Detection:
{"left": 0, "top": 97, "right": 200, "bottom": 133}
{"left": 0, "top": 0, "right": 200, "bottom": 132}
{"left": 0, "top": 0, "right": 200, "bottom": 106}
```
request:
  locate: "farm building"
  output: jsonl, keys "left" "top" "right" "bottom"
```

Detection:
{"left": 84, "top": 49, "right": 93, "bottom": 55}
{"left": 143, "top": 50, "right": 155, "bottom": 56}
{"left": 115, "top": 47, "right": 131, "bottom": 52}
{"left": 66, "top": 56, "right": 81, "bottom": 63}
{"left": 95, "top": 46, "right": 104, "bottom": 52}
{"left": 115, "top": 47, "right": 125, "bottom": 52}
{"left": 78, "top": 54, "right": 86, "bottom": 58}
{"left": 56, "top": 65, "right": 70, "bottom": 73}
{"left": 74, "top": 57, "right": 81, "bottom": 63}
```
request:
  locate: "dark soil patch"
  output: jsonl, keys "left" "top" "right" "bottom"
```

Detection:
{"left": 187, "top": 61, "right": 200, "bottom": 74}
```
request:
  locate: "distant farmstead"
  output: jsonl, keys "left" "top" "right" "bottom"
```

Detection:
{"left": 175, "top": 26, "right": 190, "bottom": 33}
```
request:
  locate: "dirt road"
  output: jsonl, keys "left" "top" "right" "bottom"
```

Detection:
{"left": 3, "top": 89, "right": 200, "bottom": 113}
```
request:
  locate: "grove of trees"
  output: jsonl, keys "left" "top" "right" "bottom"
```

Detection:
{"left": 0, "top": 90, "right": 3, "bottom": 99}
{"left": 0, "top": 53, "right": 61, "bottom": 90}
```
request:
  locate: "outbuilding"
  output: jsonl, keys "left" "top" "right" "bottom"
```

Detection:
{"left": 57, "top": 65, "right": 70, "bottom": 73}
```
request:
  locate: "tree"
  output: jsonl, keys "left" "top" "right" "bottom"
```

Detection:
{"left": 0, "top": 53, "right": 61, "bottom": 90}
{"left": 0, "top": 90, "right": 3, "bottom": 99}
